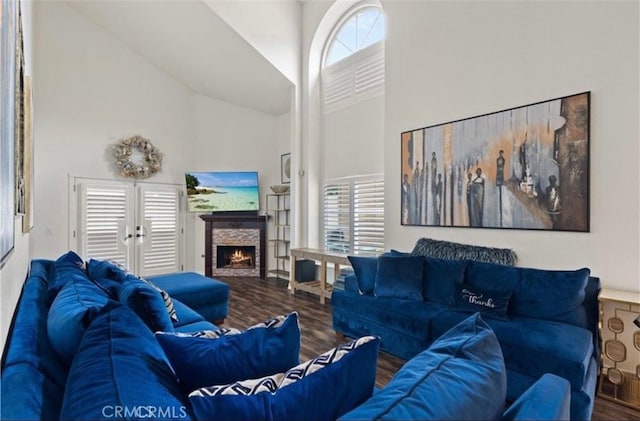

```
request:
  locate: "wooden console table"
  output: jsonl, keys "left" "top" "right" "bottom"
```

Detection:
{"left": 290, "top": 248, "right": 350, "bottom": 304}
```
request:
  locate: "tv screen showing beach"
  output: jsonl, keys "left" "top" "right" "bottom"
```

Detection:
{"left": 185, "top": 171, "right": 260, "bottom": 212}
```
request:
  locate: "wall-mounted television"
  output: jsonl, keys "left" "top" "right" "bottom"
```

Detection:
{"left": 185, "top": 171, "right": 259, "bottom": 213}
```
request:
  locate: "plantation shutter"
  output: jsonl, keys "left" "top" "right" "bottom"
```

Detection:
{"left": 74, "top": 178, "right": 183, "bottom": 276}
{"left": 137, "top": 185, "right": 182, "bottom": 276}
{"left": 323, "top": 182, "right": 351, "bottom": 253}
{"left": 322, "top": 43, "right": 385, "bottom": 114}
{"left": 353, "top": 178, "right": 385, "bottom": 255}
{"left": 79, "top": 182, "right": 132, "bottom": 268}
{"left": 323, "top": 174, "right": 384, "bottom": 255}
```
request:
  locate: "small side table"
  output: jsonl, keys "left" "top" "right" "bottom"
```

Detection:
{"left": 597, "top": 288, "right": 640, "bottom": 410}
{"left": 289, "top": 248, "right": 350, "bottom": 304}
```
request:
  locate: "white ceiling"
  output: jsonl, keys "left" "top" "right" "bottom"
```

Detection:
{"left": 68, "top": 0, "right": 293, "bottom": 115}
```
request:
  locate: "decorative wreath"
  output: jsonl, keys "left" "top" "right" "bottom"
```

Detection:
{"left": 112, "top": 135, "right": 162, "bottom": 179}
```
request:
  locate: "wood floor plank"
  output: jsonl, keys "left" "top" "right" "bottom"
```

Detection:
{"left": 218, "top": 276, "right": 640, "bottom": 420}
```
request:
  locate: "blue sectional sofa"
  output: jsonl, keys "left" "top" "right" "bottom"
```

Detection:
{"left": 1, "top": 254, "right": 228, "bottom": 420}
{"left": 332, "top": 243, "right": 601, "bottom": 420}
{"left": 1, "top": 251, "right": 575, "bottom": 421}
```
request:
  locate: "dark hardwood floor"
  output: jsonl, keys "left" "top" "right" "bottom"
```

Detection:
{"left": 219, "top": 276, "right": 640, "bottom": 421}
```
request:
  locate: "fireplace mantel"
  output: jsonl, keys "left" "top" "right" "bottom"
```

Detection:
{"left": 200, "top": 213, "right": 267, "bottom": 278}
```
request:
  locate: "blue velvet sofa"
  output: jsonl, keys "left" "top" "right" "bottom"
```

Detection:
{"left": 332, "top": 245, "right": 601, "bottom": 420}
{"left": 1, "top": 253, "right": 572, "bottom": 420}
{"left": 1, "top": 254, "right": 228, "bottom": 420}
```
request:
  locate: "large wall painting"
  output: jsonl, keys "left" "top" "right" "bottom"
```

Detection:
{"left": 1, "top": 0, "right": 18, "bottom": 266}
{"left": 401, "top": 92, "right": 590, "bottom": 232}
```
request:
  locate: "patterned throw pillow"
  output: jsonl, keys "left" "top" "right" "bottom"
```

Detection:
{"left": 161, "top": 327, "right": 242, "bottom": 339}
{"left": 188, "top": 336, "right": 380, "bottom": 421}
{"left": 155, "top": 312, "right": 301, "bottom": 393}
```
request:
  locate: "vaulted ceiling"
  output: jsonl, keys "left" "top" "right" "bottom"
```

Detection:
{"left": 68, "top": 0, "right": 293, "bottom": 115}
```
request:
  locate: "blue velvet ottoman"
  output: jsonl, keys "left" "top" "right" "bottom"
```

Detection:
{"left": 147, "top": 272, "right": 229, "bottom": 324}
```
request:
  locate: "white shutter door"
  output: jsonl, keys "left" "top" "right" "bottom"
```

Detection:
{"left": 353, "top": 178, "right": 385, "bottom": 255}
{"left": 323, "top": 182, "right": 351, "bottom": 253}
{"left": 78, "top": 182, "right": 133, "bottom": 269}
{"left": 137, "top": 185, "right": 182, "bottom": 276}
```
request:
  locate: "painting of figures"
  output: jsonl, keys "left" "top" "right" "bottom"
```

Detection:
{"left": 401, "top": 92, "right": 590, "bottom": 232}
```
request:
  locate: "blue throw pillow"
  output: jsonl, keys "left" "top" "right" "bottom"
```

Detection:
{"left": 452, "top": 284, "right": 512, "bottom": 320}
{"left": 511, "top": 267, "right": 590, "bottom": 326}
{"left": 374, "top": 256, "right": 424, "bottom": 301}
{"left": 465, "top": 260, "right": 520, "bottom": 292}
{"left": 422, "top": 257, "right": 467, "bottom": 304}
{"left": 347, "top": 256, "right": 378, "bottom": 295}
{"left": 90, "top": 259, "right": 179, "bottom": 327}
{"left": 119, "top": 280, "right": 175, "bottom": 332}
{"left": 45, "top": 251, "right": 86, "bottom": 305}
{"left": 339, "top": 314, "right": 506, "bottom": 421}
{"left": 47, "top": 275, "right": 110, "bottom": 364}
{"left": 60, "top": 303, "right": 190, "bottom": 420}
{"left": 189, "top": 336, "right": 380, "bottom": 421}
{"left": 86, "top": 258, "right": 125, "bottom": 281}
{"left": 156, "top": 312, "right": 301, "bottom": 393}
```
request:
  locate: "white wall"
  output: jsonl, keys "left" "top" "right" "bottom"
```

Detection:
{"left": 322, "top": 96, "right": 385, "bottom": 179}
{"left": 188, "top": 95, "right": 287, "bottom": 273}
{"left": 383, "top": 1, "right": 640, "bottom": 291}
{"left": 205, "top": 1, "right": 301, "bottom": 87}
{"left": 31, "top": 2, "right": 196, "bottom": 260}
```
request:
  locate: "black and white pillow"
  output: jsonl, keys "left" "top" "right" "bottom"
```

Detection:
{"left": 156, "top": 327, "right": 242, "bottom": 338}
{"left": 187, "top": 335, "right": 380, "bottom": 421}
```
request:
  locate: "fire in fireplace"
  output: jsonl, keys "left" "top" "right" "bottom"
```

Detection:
{"left": 217, "top": 246, "right": 256, "bottom": 269}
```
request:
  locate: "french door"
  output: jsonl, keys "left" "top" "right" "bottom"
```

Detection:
{"left": 70, "top": 177, "right": 185, "bottom": 277}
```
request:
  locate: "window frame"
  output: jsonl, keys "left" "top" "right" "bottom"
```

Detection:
{"left": 322, "top": 3, "right": 385, "bottom": 69}
{"left": 322, "top": 174, "right": 385, "bottom": 256}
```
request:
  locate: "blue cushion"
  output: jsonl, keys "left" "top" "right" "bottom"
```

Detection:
{"left": 452, "top": 283, "right": 512, "bottom": 320}
{"left": 0, "top": 362, "right": 64, "bottom": 421}
{"left": 2, "top": 265, "right": 68, "bottom": 388}
{"left": 464, "top": 260, "right": 520, "bottom": 293}
{"left": 86, "top": 258, "right": 125, "bottom": 281}
{"left": 339, "top": 314, "right": 506, "bottom": 421}
{"left": 188, "top": 336, "right": 380, "bottom": 421}
{"left": 511, "top": 267, "right": 590, "bottom": 325}
{"left": 45, "top": 251, "right": 86, "bottom": 304}
{"left": 118, "top": 278, "right": 175, "bottom": 333}
{"left": 60, "top": 304, "right": 191, "bottom": 420}
{"left": 347, "top": 256, "right": 378, "bottom": 295}
{"left": 502, "top": 374, "right": 571, "bottom": 421}
{"left": 374, "top": 256, "right": 424, "bottom": 301}
{"left": 47, "top": 275, "right": 110, "bottom": 364}
{"left": 423, "top": 257, "right": 467, "bottom": 305}
{"left": 155, "top": 312, "right": 301, "bottom": 393}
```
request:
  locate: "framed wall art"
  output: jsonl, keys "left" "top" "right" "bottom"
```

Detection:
{"left": 401, "top": 92, "right": 590, "bottom": 232}
{"left": 281, "top": 153, "right": 291, "bottom": 184}
{"left": 1, "top": 0, "right": 19, "bottom": 266}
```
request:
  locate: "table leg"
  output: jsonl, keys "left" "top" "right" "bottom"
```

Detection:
{"left": 289, "top": 255, "right": 297, "bottom": 295}
{"left": 319, "top": 260, "right": 327, "bottom": 304}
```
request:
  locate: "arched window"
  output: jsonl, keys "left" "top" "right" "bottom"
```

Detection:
{"left": 321, "top": 4, "right": 385, "bottom": 113}
{"left": 325, "top": 7, "right": 385, "bottom": 66}
{"left": 320, "top": 3, "right": 386, "bottom": 256}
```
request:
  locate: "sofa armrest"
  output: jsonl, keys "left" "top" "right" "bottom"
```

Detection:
{"left": 502, "top": 374, "right": 571, "bottom": 421}
{"left": 344, "top": 274, "right": 360, "bottom": 293}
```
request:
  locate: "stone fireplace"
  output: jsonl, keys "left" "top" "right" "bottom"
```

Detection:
{"left": 200, "top": 213, "right": 266, "bottom": 278}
